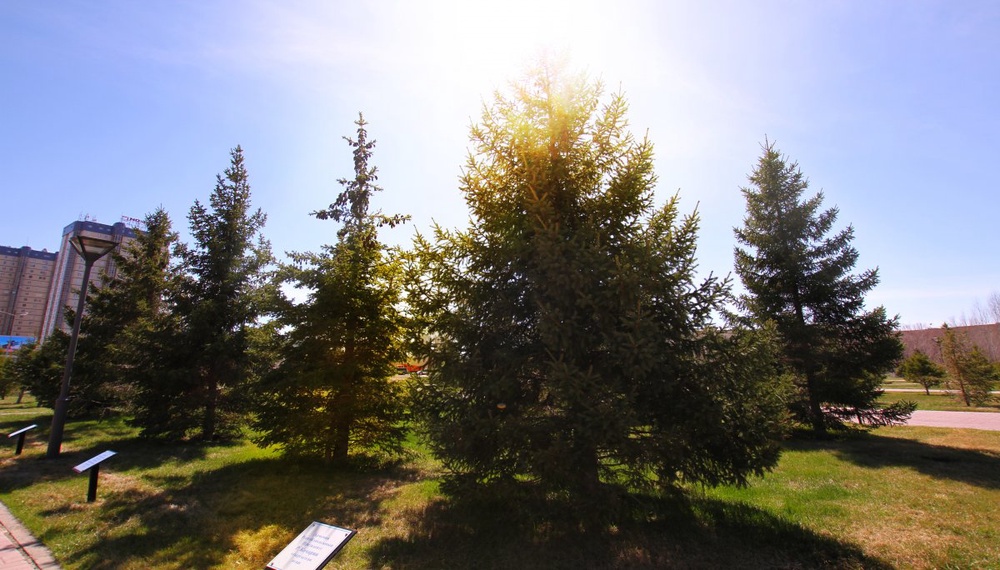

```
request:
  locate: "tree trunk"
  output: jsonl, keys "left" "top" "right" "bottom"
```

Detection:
{"left": 791, "top": 284, "right": 825, "bottom": 432}
{"left": 577, "top": 445, "right": 601, "bottom": 496}
{"left": 203, "top": 373, "right": 218, "bottom": 440}
{"left": 957, "top": 374, "right": 971, "bottom": 406}
{"left": 331, "top": 415, "right": 350, "bottom": 463}
{"left": 805, "top": 369, "right": 825, "bottom": 433}
{"left": 574, "top": 440, "right": 605, "bottom": 531}
{"left": 329, "top": 344, "right": 358, "bottom": 464}
{"left": 328, "top": 387, "right": 354, "bottom": 464}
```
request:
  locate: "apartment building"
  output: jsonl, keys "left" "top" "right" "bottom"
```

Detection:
{"left": 0, "top": 245, "right": 58, "bottom": 339}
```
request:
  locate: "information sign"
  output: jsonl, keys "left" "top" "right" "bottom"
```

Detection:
{"left": 8, "top": 424, "right": 37, "bottom": 455}
{"left": 73, "top": 450, "right": 117, "bottom": 473}
{"left": 8, "top": 424, "right": 37, "bottom": 438}
{"left": 72, "top": 450, "right": 117, "bottom": 502}
{"left": 266, "top": 521, "right": 356, "bottom": 570}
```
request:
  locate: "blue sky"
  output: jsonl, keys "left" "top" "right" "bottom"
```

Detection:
{"left": 2, "top": 1, "right": 997, "bottom": 327}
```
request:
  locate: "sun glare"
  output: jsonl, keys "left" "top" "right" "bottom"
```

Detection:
{"left": 395, "top": 0, "right": 622, "bottom": 101}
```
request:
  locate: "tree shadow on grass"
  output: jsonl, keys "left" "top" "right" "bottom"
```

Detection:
{"left": 793, "top": 431, "right": 1000, "bottom": 490}
{"left": 0, "top": 452, "right": 76, "bottom": 494}
{"left": 365, "top": 490, "right": 892, "bottom": 570}
{"left": 1, "top": 408, "right": 51, "bottom": 458}
{"left": 0, "top": 422, "right": 225, "bottom": 494}
{"left": 52, "top": 455, "right": 420, "bottom": 569}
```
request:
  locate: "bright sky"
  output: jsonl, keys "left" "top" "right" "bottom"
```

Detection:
{"left": 2, "top": 1, "right": 998, "bottom": 327}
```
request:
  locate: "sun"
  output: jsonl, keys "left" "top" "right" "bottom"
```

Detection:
{"left": 395, "top": 0, "right": 619, "bottom": 94}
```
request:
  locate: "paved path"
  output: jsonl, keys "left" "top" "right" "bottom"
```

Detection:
{"left": 883, "top": 388, "right": 1000, "bottom": 394}
{"left": 905, "top": 409, "right": 1000, "bottom": 431}
{"left": 0, "top": 502, "right": 60, "bottom": 569}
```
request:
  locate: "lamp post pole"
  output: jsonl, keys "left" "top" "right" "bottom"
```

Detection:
{"left": 46, "top": 235, "right": 117, "bottom": 458}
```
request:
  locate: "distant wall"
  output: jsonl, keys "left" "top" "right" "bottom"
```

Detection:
{"left": 899, "top": 323, "right": 1000, "bottom": 364}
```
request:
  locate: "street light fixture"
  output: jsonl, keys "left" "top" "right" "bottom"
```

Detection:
{"left": 46, "top": 235, "right": 118, "bottom": 458}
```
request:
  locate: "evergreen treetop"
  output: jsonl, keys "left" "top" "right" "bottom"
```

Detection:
{"left": 734, "top": 141, "right": 906, "bottom": 431}
{"left": 313, "top": 113, "right": 408, "bottom": 237}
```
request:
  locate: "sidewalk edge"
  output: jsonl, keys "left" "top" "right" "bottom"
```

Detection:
{"left": 0, "top": 501, "right": 61, "bottom": 569}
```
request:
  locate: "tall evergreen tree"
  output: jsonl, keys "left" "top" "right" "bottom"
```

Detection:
{"left": 137, "top": 147, "right": 273, "bottom": 440}
{"left": 937, "top": 324, "right": 998, "bottom": 406}
{"left": 254, "top": 115, "right": 408, "bottom": 463}
{"left": 408, "top": 64, "right": 785, "bottom": 513}
{"left": 73, "top": 208, "right": 179, "bottom": 417}
{"left": 734, "top": 141, "right": 908, "bottom": 431}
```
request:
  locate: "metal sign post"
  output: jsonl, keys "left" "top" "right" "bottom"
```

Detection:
{"left": 7, "top": 424, "right": 37, "bottom": 455}
{"left": 72, "top": 450, "right": 117, "bottom": 502}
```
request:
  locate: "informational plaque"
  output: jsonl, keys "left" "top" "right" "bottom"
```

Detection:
{"left": 73, "top": 450, "right": 117, "bottom": 473}
{"left": 266, "top": 521, "right": 356, "bottom": 570}
{"left": 72, "top": 450, "right": 118, "bottom": 502}
{"left": 8, "top": 424, "right": 37, "bottom": 438}
{"left": 8, "top": 424, "right": 37, "bottom": 455}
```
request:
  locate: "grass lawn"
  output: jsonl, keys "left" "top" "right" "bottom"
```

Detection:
{"left": 3, "top": 395, "right": 1000, "bottom": 569}
{"left": 881, "top": 374, "right": 926, "bottom": 391}
{"left": 880, "top": 390, "right": 1000, "bottom": 412}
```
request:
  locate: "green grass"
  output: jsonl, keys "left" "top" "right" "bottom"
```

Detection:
{"left": 3, "top": 396, "right": 1000, "bottom": 569}
{"left": 880, "top": 390, "right": 1000, "bottom": 412}
{"left": 881, "top": 373, "right": 926, "bottom": 391}
{"left": 708, "top": 427, "right": 1000, "bottom": 568}
{"left": 881, "top": 373, "right": 1000, "bottom": 412}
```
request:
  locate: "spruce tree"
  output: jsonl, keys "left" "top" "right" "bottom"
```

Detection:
{"left": 3, "top": 339, "right": 65, "bottom": 407}
{"left": 734, "top": 141, "right": 908, "bottom": 431}
{"left": 142, "top": 147, "right": 273, "bottom": 440}
{"left": 253, "top": 114, "right": 408, "bottom": 463}
{"left": 74, "top": 208, "right": 179, "bottom": 417}
{"left": 938, "top": 324, "right": 998, "bottom": 406}
{"left": 897, "top": 349, "right": 945, "bottom": 395}
{"left": 408, "top": 64, "right": 785, "bottom": 512}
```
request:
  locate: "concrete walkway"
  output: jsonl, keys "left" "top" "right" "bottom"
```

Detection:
{"left": 883, "top": 388, "right": 1000, "bottom": 394}
{"left": 905, "top": 409, "right": 1000, "bottom": 431}
{"left": 0, "top": 502, "right": 60, "bottom": 569}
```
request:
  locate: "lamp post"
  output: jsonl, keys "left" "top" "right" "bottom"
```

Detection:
{"left": 46, "top": 235, "right": 117, "bottom": 458}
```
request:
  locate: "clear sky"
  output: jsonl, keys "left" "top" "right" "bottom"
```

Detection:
{"left": 2, "top": 1, "right": 997, "bottom": 327}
